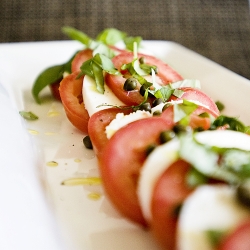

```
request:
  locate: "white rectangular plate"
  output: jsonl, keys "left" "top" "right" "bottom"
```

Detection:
{"left": 0, "top": 40, "right": 250, "bottom": 250}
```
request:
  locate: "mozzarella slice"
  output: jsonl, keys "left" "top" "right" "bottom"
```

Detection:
{"left": 177, "top": 185, "right": 250, "bottom": 250}
{"left": 195, "top": 130, "right": 250, "bottom": 150}
{"left": 82, "top": 75, "right": 125, "bottom": 116}
{"left": 137, "top": 138, "right": 180, "bottom": 222}
{"left": 105, "top": 110, "right": 152, "bottom": 139}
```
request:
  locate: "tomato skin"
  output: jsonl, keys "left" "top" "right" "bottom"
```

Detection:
{"left": 150, "top": 160, "right": 193, "bottom": 250}
{"left": 49, "top": 79, "right": 62, "bottom": 101}
{"left": 88, "top": 107, "right": 133, "bottom": 157}
{"left": 161, "top": 104, "right": 216, "bottom": 130}
{"left": 71, "top": 49, "right": 93, "bottom": 73}
{"left": 218, "top": 220, "right": 250, "bottom": 250}
{"left": 99, "top": 117, "right": 173, "bottom": 226}
{"left": 59, "top": 72, "right": 90, "bottom": 134}
{"left": 170, "top": 87, "right": 220, "bottom": 117}
{"left": 105, "top": 52, "right": 183, "bottom": 106}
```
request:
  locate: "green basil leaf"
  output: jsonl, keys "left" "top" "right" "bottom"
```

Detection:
{"left": 96, "top": 28, "right": 127, "bottom": 45}
{"left": 212, "top": 115, "right": 246, "bottom": 132}
{"left": 32, "top": 52, "right": 77, "bottom": 104}
{"left": 124, "top": 36, "right": 142, "bottom": 51}
{"left": 62, "top": 26, "right": 93, "bottom": 47}
{"left": 92, "top": 61, "right": 105, "bottom": 94}
{"left": 32, "top": 65, "right": 64, "bottom": 104}
{"left": 19, "top": 111, "right": 39, "bottom": 120}
{"left": 79, "top": 59, "right": 94, "bottom": 78}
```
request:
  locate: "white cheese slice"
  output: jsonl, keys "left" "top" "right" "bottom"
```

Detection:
{"left": 137, "top": 138, "right": 180, "bottom": 222}
{"left": 195, "top": 130, "right": 250, "bottom": 150}
{"left": 82, "top": 75, "right": 125, "bottom": 116}
{"left": 177, "top": 185, "right": 250, "bottom": 250}
{"left": 105, "top": 110, "right": 152, "bottom": 139}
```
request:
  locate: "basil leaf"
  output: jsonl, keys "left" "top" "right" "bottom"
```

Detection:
{"left": 124, "top": 36, "right": 142, "bottom": 51}
{"left": 80, "top": 53, "right": 120, "bottom": 93}
{"left": 32, "top": 52, "right": 76, "bottom": 104}
{"left": 62, "top": 26, "right": 93, "bottom": 47}
{"left": 19, "top": 111, "right": 39, "bottom": 120}
{"left": 92, "top": 61, "right": 105, "bottom": 94}
{"left": 212, "top": 115, "right": 246, "bottom": 132}
{"left": 206, "top": 230, "right": 225, "bottom": 247}
{"left": 96, "top": 28, "right": 127, "bottom": 45}
{"left": 32, "top": 65, "right": 64, "bottom": 104}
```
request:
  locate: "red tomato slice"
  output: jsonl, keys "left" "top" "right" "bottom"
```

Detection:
{"left": 218, "top": 220, "right": 250, "bottom": 250}
{"left": 105, "top": 52, "right": 183, "bottom": 106}
{"left": 88, "top": 107, "right": 133, "bottom": 157}
{"left": 99, "top": 117, "right": 173, "bottom": 226}
{"left": 150, "top": 160, "right": 193, "bottom": 250}
{"left": 170, "top": 87, "right": 220, "bottom": 117}
{"left": 161, "top": 103, "right": 216, "bottom": 130}
{"left": 71, "top": 49, "right": 93, "bottom": 73}
{"left": 49, "top": 79, "right": 62, "bottom": 101}
{"left": 59, "top": 72, "right": 90, "bottom": 134}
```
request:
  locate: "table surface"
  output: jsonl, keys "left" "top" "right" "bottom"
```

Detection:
{"left": 1, "top": 0, "right": 250, "bottom": 80}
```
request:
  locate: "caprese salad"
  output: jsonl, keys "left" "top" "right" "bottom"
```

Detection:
{"left": 32, "top": 27, "right": 250, "bottom": 250}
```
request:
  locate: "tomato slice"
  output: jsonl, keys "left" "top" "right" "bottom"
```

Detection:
{"left": 105, "top": 52, "right": 183, "bottom": 106}
{"left": 218, "top": 220, "right": 250, "bottom": 250}
{"left": 71, "top": 49, "right": 93, "bottom": 73}
{"left": 49, "top": 79, "right": 62, "bottom": 101}
{"left": 161, "top": 103, "right": 216, "bottom": 130}
{"left": 99, "top": 117, "right": 173, "bottom": 226}
{"left": 170, "top": 87, "right": 220, "bottom": 117}
{"left": 88, "top": 107, "right": 133, "bottom": 157}
{"left": 59, "top": 72, "right": 90, "bottom": 134}
{"left": 150, "top": 160, "right": 193, "bottom": 249}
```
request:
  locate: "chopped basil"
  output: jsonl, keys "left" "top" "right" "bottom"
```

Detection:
{"left": 124, "top": 36, "right": 142, "bottom": 51}
{"left": 206, "top": 229, "right": 225, "bottom": 247}
{"left": 79, "top": 53, "right": 121, "bottom": 94}
{"left": 186, "top": 167, "right": 208, "bottom": 187}
{"left": 212, "top": 115, "right": 247, "bottom": 132}
{"left": 62, "top": 26, "right": 93, "bottom": 47}
{"left": 19, "top": 111, "right": 39, "bottom": 120}
{"left": 173, "top": 100, "right": 198, "bottom": 124}
{"left": 179, "top": 132, "right": 250, "bottom": 184}
{"left": 215, "top": 101, "right": 225, "bottom": 112}
{"left": 96, "top": 28, "right": 127, "bottom": 45}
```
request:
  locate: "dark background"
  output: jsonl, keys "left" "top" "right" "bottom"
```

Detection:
{"left": 1, "top": 0, "right": 250, "bottom": 79}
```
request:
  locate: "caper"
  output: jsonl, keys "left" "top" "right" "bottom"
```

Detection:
{"left": 123, "top": 78, "right": 137, "bottom": 91}
{"left": 159, "top": 130, "right": 176, "bottom": 144}
{"left": 139, "top": 84, "right": 147, "bottom": 96}
{"left": 145, "top": 143, "right": 156, "bottom": 156}
{"left": 83, "top": 136, "right": 93, "bottom": 149}
{"left": 153, "top": 110, "right": 162, "bottom": 116}
{"left": 162, "top": 103, "right": 172, "bottom": 112}
{"left": 139, "top": 57, "right": 145, "bottom": 64}
{"left": 139, "top": 102, "right": 151, "bottom": 112}
{"left": 139, "top": 84, "right": 154, "bottom": 97}
{"left": 152, "top": 98, "right": 164, "bottom": 107}
{"left": 236, "top": 180, "right": 250, "bottom": 208}
{"left": 173, "top": 124, "right": 191, "bottom": 134}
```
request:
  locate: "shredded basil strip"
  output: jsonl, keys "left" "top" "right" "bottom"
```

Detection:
{"left": 62, "top": 26, "right": 93, "bottom": 47}
{"left": 206, "top": 230, "right": 226, "bottom": 247}
{"left": 79, "top": 53, "right": 120, "bottom": 94}
{"left": 96, "top": 28, "right": 127, "bottom": 45}
{"left": 212, "top": 115, "right": 247, "bottom": 132}
{"left": 179, "top": 132, "right": 250, "bottom": 184}
{"left": 19, "top": 111, "right": 39, "bottom": 120}
{"left": 32, "top": 52, "right": 76, "bottom": 104}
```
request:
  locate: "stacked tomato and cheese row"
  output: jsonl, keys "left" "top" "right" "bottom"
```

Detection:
{"left": 58, "top": 46, "right": 250, "bottom": 250}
